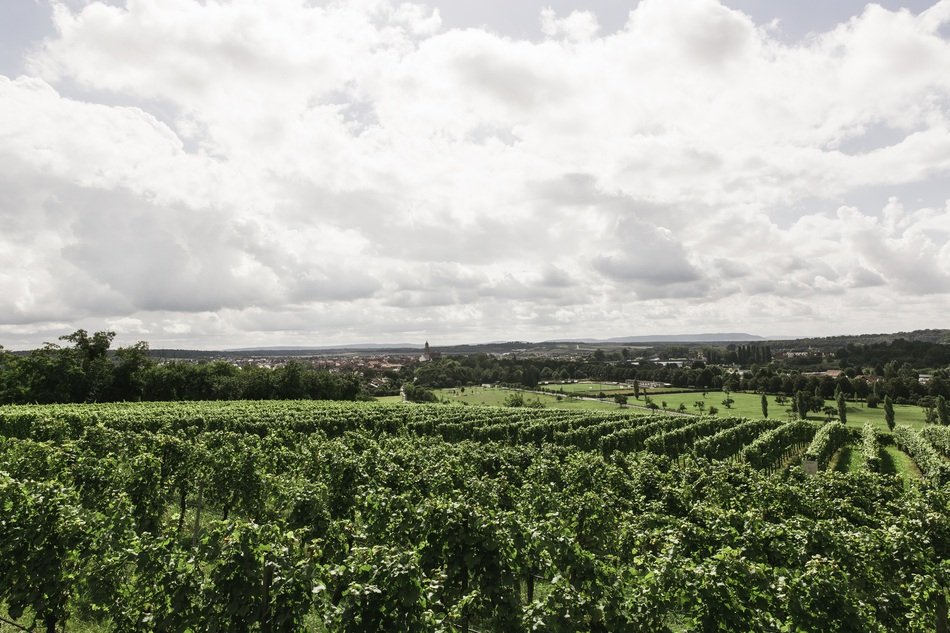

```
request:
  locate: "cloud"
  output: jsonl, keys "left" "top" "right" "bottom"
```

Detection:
{"left": 1, "top": 0, "right": 950, "bottom": 347}
{"left": 592, "top": 220, "right": 703, "bottom": 291}
{"left": 541, "top": 8, "right": 599, "bottom": 42}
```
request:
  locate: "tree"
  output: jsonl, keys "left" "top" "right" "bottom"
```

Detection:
{"left": 521, "top": 364, "right": 540, "bottom": 388}
{"left": 60, "top": 330, "right": 115, "bottom": 401}
{"left": 920, "top": 396, "right": 938, "bottom": 424}
{"left": 503, "top": 391, "right": 525, "bottom": 407}
{"left": 761, "top": 393, "right": 768, "bottom": 418}
{"left": 884, "top": 395, "right": 895, "bottom": 431}
{"left": 403, "top": 383, "right": 437, "bottom": 403}
{"left": 938, "top": 395, "right": 949, "bottom": 426}
{"left": 633, "top": 380, "right": 641, "bottom": 400}
{"left": 614, "top": 394, "right": 627, "bottom": 408}
{"left": 796, "top": 391, "right": 809, "bottom": 421}
{"left": 110, "top": 341, "right": 152, "bottom": 401}
{"left": 836, "top": 391, "right": 847, "bottom": 424}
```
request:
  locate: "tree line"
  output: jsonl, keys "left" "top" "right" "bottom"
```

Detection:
{"left": 410, "top": 355, "right": 950, "bottom": 406}
{"left": 0, "top": 330, "right": 362, "bottom": 404}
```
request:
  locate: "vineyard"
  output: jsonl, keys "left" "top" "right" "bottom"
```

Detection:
{"left": 0, "top": 400, "right": 947, "bottom": 632}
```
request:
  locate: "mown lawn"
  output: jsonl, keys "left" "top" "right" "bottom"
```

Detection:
{"left": 541, "top": 381, "right": 634, "bottom": 395}
{"left": 382, "top": 387, "right": 933, "bottom": 431}
{"left": 541, "top": 382, "right": 691, "bottom": 395}
{"left": 881, "top": 445, "right": 923, "bottom": 481}
{"left": 647, "top": 390, "right": 930, "bottom": 433}
{"left": 378, "top": 386, "right": 652, "bottom": 413}
{"left": 434, "top": 386, "right": 649, "bottom": 412}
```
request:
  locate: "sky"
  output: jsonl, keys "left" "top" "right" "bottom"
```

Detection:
{"left": 1, "top": 0, "right": 949, "bottom": 350}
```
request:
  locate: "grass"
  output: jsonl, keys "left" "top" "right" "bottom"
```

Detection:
{"left": 829, "top": 443, "right": 922, "bottom": 488}
{"left": 541, "top": 381, "right": 635, "bottom": 394}
{"left": 382, "top": 388, "right": 933, "bottom": 433}
{"left": 434, "top": 386, "right": 649, "bottom": 412}
{"left": 0, "top": 610, "right": 110, "bottom": 633}
{"left": 646, "top": 390, "right": 930, "bottom": 433}
{"left": 840, "top": 403, "right": 928, "bottom": 433}
{"left": 540, "top": 382, "right": 691, "bottom": 395}
{"left": 881, "top": 445, "right": 923, "bottom": 481}
{"left": 377, "top": 386, "right": 651, "bottom": 413}
{"left": 831, "top": 446, "right": 863, "bottom": 473}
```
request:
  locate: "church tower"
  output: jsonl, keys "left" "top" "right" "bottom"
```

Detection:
{"left": 420, "top": 341, "right": 432, "bottom": 362}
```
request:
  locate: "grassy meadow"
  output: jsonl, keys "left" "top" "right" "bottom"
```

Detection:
{"left": 382, "top": 387, "right": 934, "bottom": 432}
{"left": 643, "top": 390, "right": 930, "bottom": 433}
{"left": 541, "top": 381, "right": 688, "bottom": 395}
{"left": 379, "top": 386, "right": 651, "bottom": 413}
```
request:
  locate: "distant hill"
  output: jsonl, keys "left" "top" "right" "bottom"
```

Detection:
{"left": 782, "top": 329, "right": 950, "bottom": 349}
{"left": 140, "top": 329, "right": 950, "bottom": 360}
{"left": 225, "top": 343, "right": 418, "bottom": 352}
{"left": 607, "top": 333, "right": 766, "bottom": 343}
{"left": 545, "top": 333, "right": 766, "bottom": 344}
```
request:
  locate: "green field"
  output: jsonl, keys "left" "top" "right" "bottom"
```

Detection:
{"left": 541, "top": 382, "right": 690, "bottom": 395}
{"left": 644, "top": 390, "right": 930, "bottom": 433}
{"left": 377, "top": 386, "right": 645, "bottom": 411}
{"left": 384, "top": 388, "right": 934, "bottom": 432}
{"left": 433, "top": 386, "right": 650, "bottom": 412}
{"left": 541, "top": 381, "right": 634, "bottom": 394}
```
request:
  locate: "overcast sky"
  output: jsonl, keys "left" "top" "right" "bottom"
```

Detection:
{"left": 1, "top": 0, "right": 949, "bottom": 349}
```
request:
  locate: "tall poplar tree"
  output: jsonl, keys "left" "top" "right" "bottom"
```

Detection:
{"left": 796, "top": 391, "right": 809, "bottom": 421}
{"left": 837, "top": 391, "right": 847, "bottom": 424}
{"left": 884, "top": 395, "right": 895, "bottom": 431}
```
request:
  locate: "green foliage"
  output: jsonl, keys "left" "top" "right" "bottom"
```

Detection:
{"left": 0, "top": 400, "right": 946, "bottom": 632}
{"left": 921, "top": 426, "right": 950, "bottom": 458}
{"left": 644, "top": 417, "right": 744, "bottom": 459}
{"left": 803, "top": 422, "right": 850, "bottom": 470}
{"left": 795, "top": 391, "right": 809, "bottom": 420}
{"left": 0, "top": 330, "right": 363, "bottom": 405}
{"left": 693, "top": 418, "right": 784, "bottom": 461}
{"left": 328, "top": 545, "right": 429, "bottom": 631}
{"left": 504, "top": 391, "right": 526, "bottom": 407}
{"left": 894, "top": 425, "right": 949, "bottom": 484}
{"left": 0, "top": 474, "right": 91, "bottom": 632}
{"left": 742, "top": 420, "right": 816, "bottom": 470}
{"left": 860, "top": 423, "right": 881, "bottom": 473}
{"left": 836, "top": 391, "right": 847, "bottom": 424}
{"left": 403, "top": 383, "right": 437, "bottom": 403}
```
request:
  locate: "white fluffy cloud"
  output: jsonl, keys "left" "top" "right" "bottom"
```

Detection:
{"left": 1, "top": 0, "right": 950, "bottom": 347}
